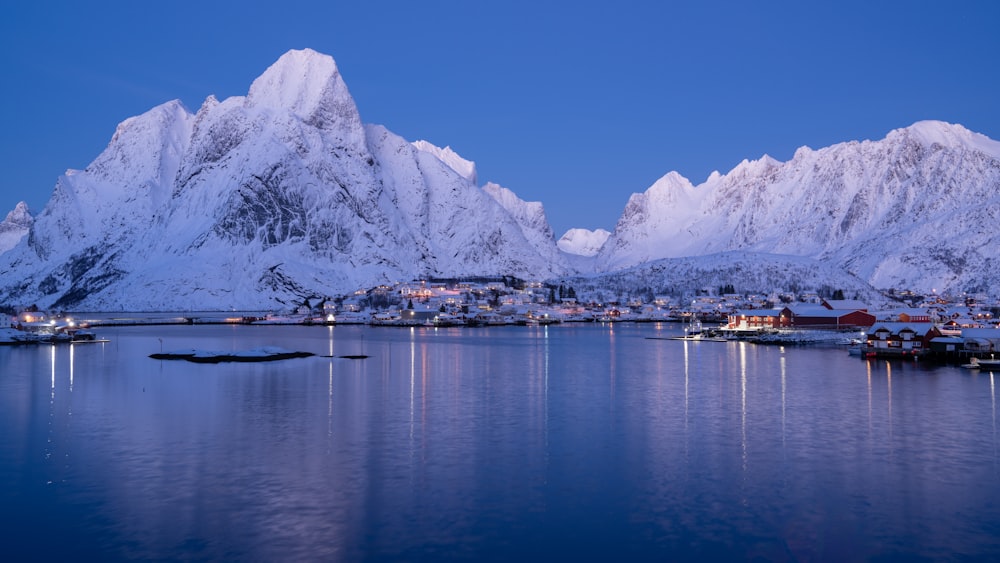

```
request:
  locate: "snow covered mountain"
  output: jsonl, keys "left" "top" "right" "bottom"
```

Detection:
{"left": 0, "top": 49, "right": 568, "bottom": 311}
{"left": 596, "top": 121, "right": 1000, "bottom": 296}
{"left": 0, "top": 202, "right": 32, "bottom": 254}
{"left": 557, "top": 228, "right": 611, "bottom": 257}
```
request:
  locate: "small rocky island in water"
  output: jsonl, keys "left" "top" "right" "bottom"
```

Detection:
{"left": 149, "top": 346, "right": 315, "bottom": 364}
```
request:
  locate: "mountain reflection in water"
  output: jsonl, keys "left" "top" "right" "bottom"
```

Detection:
{"left": 1, "top": 323, "right": 998, "bottom": 561}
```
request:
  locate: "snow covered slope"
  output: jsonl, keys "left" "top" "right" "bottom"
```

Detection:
{"left": 0, "top": 202, "right": 32, "bottom": 254}
{"left": 481, "top": 182, "right": 568, "bottom": 269}
{"left": 0, "top": 49, "right": 567, "bottom": 311}
{"left": 562, "top": 252, "right": 883, "bottom": 304}
{"left": 596, "top": 121, "right": 1000, "bottom": 295}
{"left": 409, "top": 142, "right": 568, "bottom": 271}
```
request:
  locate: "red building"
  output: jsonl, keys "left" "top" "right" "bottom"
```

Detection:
{"left": 791, "top": 308, "right": 876, "bottom": 329}
{"left": 728, "top": 303, "right": 876, "bottom": 331}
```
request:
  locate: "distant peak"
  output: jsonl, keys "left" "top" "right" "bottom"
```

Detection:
{"left": 557, "top": 228, "right": 611, "bottom": 257}
{"left": 561, "top": 227, "right": 611, "bottom": 239}
{"left": 2, "top": 201, "right": 32, "bottom": 227}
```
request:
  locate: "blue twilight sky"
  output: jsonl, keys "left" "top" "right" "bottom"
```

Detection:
{"left": 1, "top": 1, "right": 998, "bottom": 236}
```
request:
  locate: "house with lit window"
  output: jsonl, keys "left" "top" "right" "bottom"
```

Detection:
{"left": 727, "top": 308, "right": 792, "bottom": 330}
{"left": 890, "top": 308, "right": 935, "bottom": 323}
{"left": 863, "top": 322, "right": 942, "bottom": 357}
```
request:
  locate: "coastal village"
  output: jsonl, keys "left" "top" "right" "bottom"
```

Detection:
{"left": 3, "top": 277, "right": 999, "bottom": 364}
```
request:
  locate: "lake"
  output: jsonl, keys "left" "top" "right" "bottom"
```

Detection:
{"left": 1, "top": 322, "right": 998, "bottom": 561}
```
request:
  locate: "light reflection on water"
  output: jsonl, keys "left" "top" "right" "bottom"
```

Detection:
{"left": 1, "top": 323, "right": 999, "bottom": 561}
{"left": 993, "top": 372, "right": 998, "bottom": 473}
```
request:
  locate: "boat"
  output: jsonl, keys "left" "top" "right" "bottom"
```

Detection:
{"left": 70, "top": 329, "right": 98, "bottom": 342}
{"left": 669, "top": 333, "right": 728, "bottom": 342}
{"left": 963, "top": 357, "right": 1000, "bottom": 370}
{"left": 647, "top": 318, "right": 728, "bottom": 342}
{"left": 663, "top": 316, "right": 728, "bottom": 342}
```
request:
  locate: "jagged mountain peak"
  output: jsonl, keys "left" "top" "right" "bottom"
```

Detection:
{"left": 246, "top": 48, "right": 359, "bottom": 131}
{"left": 4, "top": 201, "right": 31, "bottom": 224}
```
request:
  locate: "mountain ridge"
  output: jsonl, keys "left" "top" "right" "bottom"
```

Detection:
{"left": 595, "top": 119, "right": 1000, "bottom": 295}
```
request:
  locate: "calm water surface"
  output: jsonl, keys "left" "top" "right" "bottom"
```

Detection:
{"left": 1, "top": 323, "right": 998, "bottom": 561}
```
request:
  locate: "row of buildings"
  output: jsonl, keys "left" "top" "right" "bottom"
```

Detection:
{"left": 726, "top": 299, "right": 995, "bottom": 332}
{"left": 295, "top": 280, "right": 1000, "bottom": 335}
{"left": 722, "top": 298, "right": 1000, "bottom": 360}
